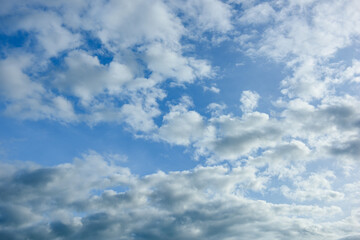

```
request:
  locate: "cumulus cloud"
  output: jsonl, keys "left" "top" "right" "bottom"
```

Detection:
{"left": 0, "top": 0, "right": 222, "bottom": 129}
{"left": 281, "top": 171, "right": 345, "bottom": 202}
{"left": 54, "top": 50, "right": 133, "bottom": 103}
{"left": 167, "top": 0, "right": 233, "bottom": 33}
{"left": 238, "top": 0, "right": 360, "bottom": 100}
{"left": 0, "top": 152, "right": 358, "bottom": 240}
{"left": 0, "top": 55, "right": 77, "bottom": 122}
{"left": 279, "top": 95, "right": 360, "bottom": 164}
{"left": 343, "top": 60, "right": 360, "bottom": 83}
{"left": 158, "top": 96, "right": 205, "bottom": 145}
{"left": 1, "top": 8, "right": 81, "bottom": 57}
{"left": 144, "top": 43, "right": 212, "bottom": 84}
{"left": 249, "top": 140, "right": 311, "bottom": 179}
{"left": 239, "top": 2, "right": 275, "bottom": 24}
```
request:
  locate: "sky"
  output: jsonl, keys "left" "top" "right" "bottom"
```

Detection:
{"left": 0, "top": 0, "right": 360, "bottom": 239}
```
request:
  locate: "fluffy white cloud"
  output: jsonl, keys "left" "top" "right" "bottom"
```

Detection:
{"left": 281, "top": 171, "right": 345, "bottom": 202}
{"left": 88, "top": 0, "right": 184, "bottom": 48}
{"left": 55, "top": 50, "right": 133, "bottom": 103}
{"left": 167, "top": 0, "right": 233, "bottom": 33}
{"left": 342, "top": 60, "right": 360, "bottom": 83}
{"left": 144, "top": 43, "right": 212, "bottom": 84}
{"left": 249, "top": 140, "right": 311, "bottom": 179}
{"left": 238, "top": 0, "right": 360, "bottom": 100}
{"left": 239, "top": 2, "right": 275, "bottom": 24}
{"left": 0, "top": 55, "right": 77, "bottom": 122}
{"left": 203, "top": 85, "right": 220, "bottom": 94}
{"left": 158, "top": 97, "right": 205, "bottom": 145}
{"left": 0, "top": 0, "right": 222, "bottom": 129}
{"left": 344, "top": 181, "right": 360, "bottom": 204}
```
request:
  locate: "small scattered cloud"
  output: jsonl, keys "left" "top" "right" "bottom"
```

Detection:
{"left": 204, "top": 85, "right": 220, "bottom": 94}
{"left": 240, "top": 90, "right": 260, "bottom": 113}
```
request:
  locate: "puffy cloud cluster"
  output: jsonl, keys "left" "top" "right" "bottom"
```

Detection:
{"left": 0, "top": 152, "right": 359, "bottom": 240}
{"left": 0, "top": 55, "right": 77, "bottom": 122}
{"left": 1, "top": 0, "right": 360, "bottom": 152}
{"left": 0, "top": 0, "right": 222, "bottom": 128}
{"left": 281, "top": 171, "right": 344, "bottom": 202}
{"left": 238, "top": 0, "right": 360, "bottom": 100}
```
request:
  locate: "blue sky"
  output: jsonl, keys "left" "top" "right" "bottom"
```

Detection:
{"left": 1, "top": 0, "right": 360, "bottom": 239}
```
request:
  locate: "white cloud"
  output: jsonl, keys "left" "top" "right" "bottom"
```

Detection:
{"left": 251, "top": 0, "right": 360, "bottom": 61}
{"left": 1, "top": 2, "right": 360, "bottom": 238}
{"left": 344, "top": 181, "right": 360, "bottom": 204}
{"left": 0, "top": 55, "right": 77, "bottom": 122}
{"left": 203, "top": 85, "right": 220, "bottom": 93}
{"left": 168, "top": 0, "right": 233, "bottom": 33}
{"left": 2, "top": 9, "right": 81, "bottom": 57}
{"left": 197, "top": 112, "right": 283, "bottom": 162}
{"left": 240, "top": 90, "right": 260, "bottom": 113}
{"left": 239, "top": 2, "right": 275, "bottom": 24}
{"left": 59, "top": 0, "right": 184, "bottom": 50}
{"left": 158, "top": 97, "right": 205, "bottom": 145}
{"left": 55, "top": 50, "right": 133, "bottom": 104}
{"left": 279, "top": 95, "right": 360, "bottom": 164}
{"left": 120, "top": 102, "right": 161, "bottom": 133}
{"left": 281, "top": 171, "right": 345, "bottom": 202}
{"left": 207, "top": 102, "right": 227, "bottom": 117}
{"left": 144, "top": 43, "right": 212, "bottom": 84}
{"left": 343, "top": 59, "right": 360, "bottom": 83}
{"left": 238, "top": 0, "right": 360, "bottom": 100}
{"left": 0, "top": 0, "right": 221, "bottom": 129}
{"left": 82, "top": 86, "right": 165, "bottom": 132}
{"left": 250, "top": 140, "right": 311, "bottom": 179}
{"left": 0, "top": 56, "right": 44, "bottom": 100}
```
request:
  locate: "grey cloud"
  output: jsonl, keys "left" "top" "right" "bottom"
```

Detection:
{"left": 0, "top": 153, "right": 358, "bottom": 239}
{"left": 213, "top": 126, "right": 281, "bottom": 157}
{"left": 14, "top": 168, "right": 58, "bottom": 187}
{"left": 50, "top": 221, "right": 74, "bottom": 238}
{"left": 328, "top": 139, "right": 360, "bottom": 160}
{"left": 0, "top": 204, "right": 38, "bottom": 227}
{"left": 280, "top": 96, "right": 360, "bottom": 163}
{"left": 194, "top": 112, "right": 283, "bottom": 162}
{"left": 338, "top": 236, "right": 360, "bottom": 240}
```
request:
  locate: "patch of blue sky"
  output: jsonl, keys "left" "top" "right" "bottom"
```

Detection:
{"left": 0, "top": 31, "right": 30, "bottom": 51}
{"left": 193, "top": 39, "right": 286, "bottom": 112}
{"left": 81, "top": 32, "right": 114, "bottom": 65}
{"left": 0, "top": 115, "right": 198, "bottom": 175}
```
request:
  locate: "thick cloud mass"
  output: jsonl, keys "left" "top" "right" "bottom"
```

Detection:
{"left": 1, "top": 0, "right": 360, "bottom": 239}
{"left": 0, "top": 153, "right": 359, "bottom": 240}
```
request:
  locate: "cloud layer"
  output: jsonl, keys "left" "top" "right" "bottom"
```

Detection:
{"left": 0, "top": 152, "right": 359, "bottom": 240}
{"left": 1, "top": 0, "right": 360, "bottom": 239}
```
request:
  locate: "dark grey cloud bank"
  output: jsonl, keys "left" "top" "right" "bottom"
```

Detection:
{"left": 0, "top": 152, "right": 359, "bottom": 240}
